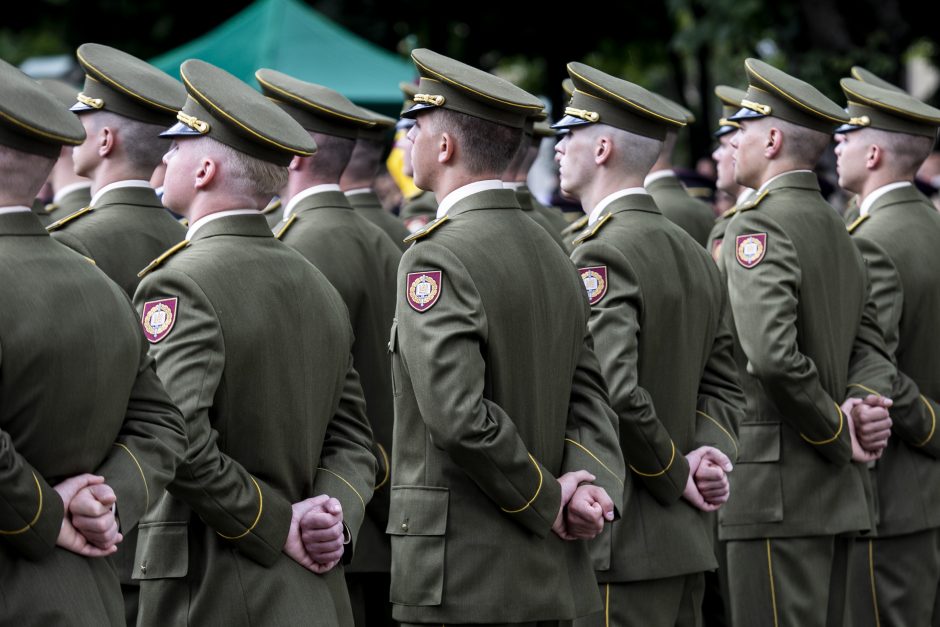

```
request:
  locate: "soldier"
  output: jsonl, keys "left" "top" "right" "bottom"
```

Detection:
{"left": 555, "top": 62, "right": 744, "bottom": 627}
{"left": 35, "top": 79, "right": 92, "bottom": 224}
{"left": 341, "top": 106, "right": 411, "bottom": 250}
{"left": 255, "top": 68, "right": 401, "bottom": 627}
{"left": 0, "top": 57, "right": 186, "bottom": 626}
{"left": 132, "top": 59, "right": 376, "bottom": 626}
{"left": 46, "top": 43, "right": 187, "bottom": 297}
{"left": 834, "top": 78, "right": 940, "bottom": 627}
{"left": 645, "top": 95, "right": 715, "bottom": 247}
{"left": 707, "top": 86, "right": 755, "bottom": 268}
{"left": 718, "top": 58, "right": 896, "bottom": 627}
{"left": 391, "top": 47, "right": 625, "bottom": 627}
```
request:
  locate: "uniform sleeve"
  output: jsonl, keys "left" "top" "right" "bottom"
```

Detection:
{"left": 562, "top": 324, "right": 626, "bottom": 517}
{"left": 311, "top": 356, "right": 377, "bottom": 559}
{"left": 571, "top": 241, "right": 689, "bottom": 505}
{"left": 135, "top": 269, "right": 293, "bottom": 568}
{"left": 724, "top": 212, "right": 852, "bottom": 465}
{"left": 0, "top": 428, "right": 65, "bottom": 560}
{"left": 851, "top": 237, "right": 938, "bottom": 456}
{"left": 94, "top": 307, "right": 188, "bottom": 532}
{"left": 695, "top": 291, "right": 745, "bottom": 462}
{"left": 397, "top": 242, "right": 562, "bottom": 538}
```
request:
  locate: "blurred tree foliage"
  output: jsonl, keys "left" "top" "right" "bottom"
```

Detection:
{"left": 4, "top": 0, "right": 935, "bottom": 163}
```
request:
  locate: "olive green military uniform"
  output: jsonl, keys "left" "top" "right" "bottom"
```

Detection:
{"left": 706, "top": 190, "right": 756, "bottom": 271}
{"left": 512, "top": 182, "right": 567, "bottom": 249}
{"left": 257, "top": 68, "right": 402, "bottom": 626}
{"left": 347, "top": 188, "right": 410, "bottom": 251}
{"left": 261, "top": 195, "right": 285, "bottom": 228}
{"left": 556, "top": 62, "right": 744, "bottom": 627}
{"left": 390, "top": 48, "right": 625, "bottom": 626}
{"left": 44, "top": 182, "right": 92, "bottom": 223}
{"left": 836, "top": 78, "right": 940, "bottom": 627}
{"left": 400, "top": 189, "right": 438, "bottom": 233}
{"left": 646, "top": 172, "right": 715, "bottom": 247}
{"left": 133, "top": 60, "right": 376, "bottom": 627}
{"left": 0, "top": 58, "right": 186, "bottom": 626}
{"left": 718, "top": 59, "right": 896, "bottom": 627}
{"left": 49, "top": 43, "right": 187, "bottom": 298}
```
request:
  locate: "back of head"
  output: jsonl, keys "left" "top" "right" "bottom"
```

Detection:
{"left": 430, "top": 108, "right": 523, "bottom": 177}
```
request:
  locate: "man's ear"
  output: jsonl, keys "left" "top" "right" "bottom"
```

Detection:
{"left": 594, "top": 135, "right": 613, "bottom": 166}
{"left": 866, "top": 143, "right": 883, "bottom": 171}
{"left": 438, "top": 131, "right": 454, "bottom": 164}
{"left": 289, "top": 155, "right": 306, "bottom": 171}
{"left": 194, "top": 156, "right": 217, "bottom": 190}
{"left": 764, "top": 127, "right": 784, "bottom": 159}
{"left": 97, "top": 126, "right": 116, "bottom": 158}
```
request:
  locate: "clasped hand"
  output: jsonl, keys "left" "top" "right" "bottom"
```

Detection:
{"left": 552, "top": 470, "right": 615, "bottom": 541}
{"left": 283, "top": 495, "right": 345, "bottom": 574}
{"left": 53, "top": 473, "right": 122, "bottom": 557}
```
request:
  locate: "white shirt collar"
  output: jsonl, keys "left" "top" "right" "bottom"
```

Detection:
{"left": 756, "top": 169, "right": 814, "bottom": 195}
{"left": 503, "top": 181, "right": 525, "bottom": 190}
{"left": 860, "top": 181, "right": 912, "bottom": 217}
{"left": 588, "top": 187, "right": 649, "bottom": 225}
{"left": 186, "top": 209, "right": 260, "bottom": 240}
{"left": 436, "top": 179, "right": 505, "bottom": 219}
{"left": 344, "top": 187, "right": 372, "bottom": 196}
{"left": 737, "top": 188, "right": 756, "bottom": 205}
{"left": 90, "top": 179, "right": 152, "bottom": 207}
{"left": 643, "top": 169, "right": 675, "bottom": 186}
{"left": 0, "top": 205, "right": 33, "bottom": 216}
{"left": 284, "top": 184, "right": 342, "bottom": 219}
{"left": 53, "top": 181, "right": 92, "bottom": 204}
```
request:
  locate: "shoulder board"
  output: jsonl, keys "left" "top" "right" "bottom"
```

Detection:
{"left": 274, "top": 213, "right": 298, "bottom": 240}
{"left": 137, "top": 240, "right": 190, "bottom": 279}
{"left": 82, "top": 256, "right": 96, "bottom": 265}
{"left": 562, "top": 214, "right": 589, "bottom": 235}
{"left": 261, "top": 197, "right": 282, "bottom": 215}
{"left": 720, "top": 206, "right": 738, "bottom": 220}
{"left": 737, "top": 189, "right": 770, "bottom": 213}
{"left": 46, "top": 206, "right": 93, "bottom": 232}
{"left": 847, "top": 213, "right": 871, "bottom": 234}
{"left": 44, "top": 202, "right": 59, "bottom": 214}
{"left": 403, "top": 214, "right": 449, "bottom": 243}
{"left": 572, "top": 213, "right": 613, "bottom": 246}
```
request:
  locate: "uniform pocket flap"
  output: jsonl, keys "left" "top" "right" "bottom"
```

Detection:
{"left": 386, "top": 486, "right": 448, "bottom": 536}
{"left": 738, "top": 423, "right": 780, "bottom": 463}
{"left": 132, "top": 522, "right": 188, "bottom": 580}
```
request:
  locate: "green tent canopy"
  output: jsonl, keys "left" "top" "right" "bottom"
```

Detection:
{"left": 150, "top": 0, "right": 415, "bottom": 107}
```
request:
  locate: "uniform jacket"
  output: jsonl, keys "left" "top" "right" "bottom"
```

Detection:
{"left": 133, "top": 214, "right": 376, "bottom": 627}
{"left": 0, "top": 211, "right": 186, "bottom": 626}
{"left": 346, "top": 189, "right": 410, "bottom": 252}
{"left": 49, "top": 184, "right": 185, "bottom": 296}
{"left": 514, "top": 185, "right": 567, "bottom": 249}
{"left": 44, "top": 184, "right": 92, "bottom": 223}
{"left": 849, "top": 184, "right": 940, "bottom": 536}
{"left": 277, "top": 190, "right": 401, "bottom": 575}
{"left": 647, "top": 172, "right": 715, "bottom": 247}
{"left": 718, "top": 171, "right": 895, "bottom": 541}
{"left": 571, "top": 193, "right": 744, "bottom": 582}
{"left": 389, "top": 188, "right": 625, "bottom": 624}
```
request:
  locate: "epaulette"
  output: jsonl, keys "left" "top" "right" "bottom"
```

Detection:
{"left": 137, "top": 240, "right": 190, "bottom": 278}
{"left": 736, "top": 189, "right": 769, "bottom": 212}
{"left": 847, "top": 213, "right": 871, "bottom": 234}
{"left": 261, "top": 197, "right": 282, "bottom": 215}
{"left": 562, "top": 214, "right": 589, "bottom": 236}
{"left": 719, "top": 206, "right": 738, "bottom": 220}
{"left": 44, "top": 202, "right": 59, "bottom": 214}
{"left": 274, "top": 213, "right": 298, "bottom": 240}
{"left": 403, "top": 214, "right": 449, "bottom": 243}
{"left": 178, "top": 217, "right": 189, "bottom": 227}
{"left": 82, "top": 256, "right": 96, "bottom": 265}
{"left": 572, "top": 213, "right": 613, "bottom": 246}
{"left": 46, "top": 206, "right": 93, "bottom": 232}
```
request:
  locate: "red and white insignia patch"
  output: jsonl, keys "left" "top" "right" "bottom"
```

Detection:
{"left": 407, "top": 271, "right": 442, "bottom": 312}
{"left": 141, "top": 297, "right": 178, "bottom": 343}
{"left": 735, "top": 233, "right": 767, "bottom": 269}
{"left": 580, "top": 266, "right": 608, "bottom": 305}
{"left": 711, "top": 239, "right": 723, "bottom": 263}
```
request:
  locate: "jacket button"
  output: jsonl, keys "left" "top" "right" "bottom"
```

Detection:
{"left": 400, "top": 522, "right": 408, "bottom": 532}
{"left": 140, "top": 561, "right": 148, "bottom": 574}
